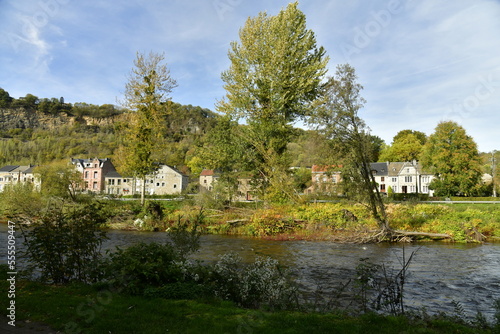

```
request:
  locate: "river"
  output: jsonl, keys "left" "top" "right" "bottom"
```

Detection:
{"left": 2, "top": 224, "right": 499, "bottom": 321}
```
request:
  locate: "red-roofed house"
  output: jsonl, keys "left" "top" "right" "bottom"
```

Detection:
{"left": 199, "top": 169, "right": 220, "bottom": 191}
{"left": 307, "top": 165, "right": 343, "bottom": 195}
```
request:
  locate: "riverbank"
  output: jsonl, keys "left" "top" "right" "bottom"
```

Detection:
{"left": 106, "top": 200, "right": 500, "bottom": 243}
{"left": 1, "top": 278, "right": 493, "bottom": 334}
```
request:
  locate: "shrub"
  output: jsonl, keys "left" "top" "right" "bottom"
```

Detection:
{"left": 211, "top": 253, "right": 298, "bottom": 310}
{"left": 20, "top": 202, "right": 108, "bottom": 284}
{"left": 103, "top": 242, "right": 183, "bottom": 295}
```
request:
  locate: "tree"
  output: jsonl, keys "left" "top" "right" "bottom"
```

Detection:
{"left": 379, "top": 132, "right": 423, "bottom": 162}
{"left": 308, "top": 64, "right": 390, "bottom": 234}
{"left": 217, "top": 2, "right": 328, "bottom": 203}
{"left": 0, "top": 88, "right": 13, "bottom": 108}
{"left": 36, "top": 161, "right": 83, "bottom": 200}
{"left": 393, "top": 129, "right": 426, "bottom": 146}
{"left": 421, "top": 121, "right": 482, "bottom": 197}
{"left": 119, "top": 51, "right": 177, "bottom": 205}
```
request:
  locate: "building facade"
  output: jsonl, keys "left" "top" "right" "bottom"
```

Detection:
{"left": 371, "top": 161, "right": 435, "bottom": 196}
{"left": 71, "top": 158, "right": 117, "bottom": 193}
{"left": 0, "top": 165, "right": 40, "bottom": 192}
{"left": 104, "top": 165, "right": 188, "bottom": 196}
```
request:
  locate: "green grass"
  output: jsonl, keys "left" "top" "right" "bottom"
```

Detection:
{"left": 1, "top": 277, "right": 493, "bottom": 334}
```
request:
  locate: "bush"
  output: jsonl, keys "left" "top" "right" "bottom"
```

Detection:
{"left": 20, "top": 202, "right": 108, "bottom": 284}
{"left": 211, "top": 253, "right": 297, "bottom": 310}
{"left": 103, "top": 242, "right": 184, "bottom": 295}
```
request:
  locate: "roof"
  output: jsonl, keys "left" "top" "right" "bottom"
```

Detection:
{"left": 71, "top": 158, "right": 112, "bottom": 168}
{"left": 105, "top": 171, "right": 123, "bottom": 178}
{"left": 200, "top": 169, "right": 215, "bottom": 176}
{"left": 311, "top": 165, "right": 342, "bottom": 173}
{"left": 370, "top": 162, "right": 389, "bottom": 176}
{"left": 0, "top": 165, "right": 19, "bottom": 172}
{"left": 22, "top": 166, "right": 37, "bottom": 174}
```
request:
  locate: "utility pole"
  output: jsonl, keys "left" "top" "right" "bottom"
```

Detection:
{"left": 492, "top": 151, "right": 497, "bottom": 197}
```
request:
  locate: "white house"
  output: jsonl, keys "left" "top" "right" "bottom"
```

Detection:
{"left": 105, "top": 164, "right": 188, "bottom": 196}
{"left": 371, "top": 161, "right": 435, "bottom": 196}
{"left": 0, "top": 165, "right": 40, "bottom": 192}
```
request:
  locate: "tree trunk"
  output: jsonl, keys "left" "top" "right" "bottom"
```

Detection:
{"left": 141, "top": 176, "right": 146, "bottom": 206}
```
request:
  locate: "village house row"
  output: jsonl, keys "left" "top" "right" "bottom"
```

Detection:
{"left": 0, "top": 158, "right": 441, "bottom": 197}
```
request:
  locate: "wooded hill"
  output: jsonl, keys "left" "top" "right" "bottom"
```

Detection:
{"left": 0, "top": 89, "right": 218, "bottom": 172}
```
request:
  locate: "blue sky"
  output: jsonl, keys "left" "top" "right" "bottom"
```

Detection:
{"left": 1, "top": 0, "right": 499, "bottom": 152}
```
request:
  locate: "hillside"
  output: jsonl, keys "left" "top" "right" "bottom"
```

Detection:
{"left": 0, "top": 89, "right": 219, "bottom": 170}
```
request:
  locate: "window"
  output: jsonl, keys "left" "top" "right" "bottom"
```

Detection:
{"left": 405, "top": 176, "right": 412, "bottom": 183}
{"left": 173, "top": 184, "right": 177, "bottom": 189}
{"left": 423, "top": 186, "right": 429, "bottom": 193}
{"left": 85, "top": 171, "right": 89, "bottom": 178}
{"left": 381, "top": 177, "right": 385, "bottom": 182}
{"left": 0, "top": 178, "right": 3, "bottom": 182}
{"left": 93, "top": 182, "right": 98, "bottom": 190}
{"left": 392, "top": 177, "right": 397, "bottom": 182}
{"left": 94, "top": 171, "right": 98, "bottom": 179}
{"left": 204, "top": 179, "right": 207, "bottom": 184}
{"left": 162, "top": 182, "right": 165, "bottom": 187}
{"left": 109, "top": 179, "right": 115, "bottom": 185}
{"left": 380, "top": 184, "right": 386, "bottom": 192}
{"left": 156, "top": 182, "right": 160, "bottom": 187}
{"left": 117, "top": 179, "right": 121, "bottom": 185}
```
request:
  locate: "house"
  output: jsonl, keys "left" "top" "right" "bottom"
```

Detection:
{"left": 71, "top": 158, "right": 117, "bottom": 193}
{"left": 105, "top": 171, "right": 133, "bottom": 196}
{"left": 199, "top": 169, "right": 219, "bottom": 191}
{"left": 105, "top": 164, "right": 188, "bottom": 196}
{"left": 371, "top": 161, "right": 435, "bottom": 196}
{"left": 142, "top": 165, "right": 188, "bottom": 195}
{"left": 307, "top": 165, "right": 342, "bottom": 195}
{"left": 0, "top": 165, "right": 40, "bottom": 192}
{"left": 236, "top": 176, "right": 255, "bottom": 201}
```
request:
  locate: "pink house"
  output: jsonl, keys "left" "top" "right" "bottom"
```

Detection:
{"left": 71, "top": 158, "right": 117, "bottom": 193}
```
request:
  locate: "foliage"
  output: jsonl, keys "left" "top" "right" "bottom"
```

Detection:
{"left": 216, "top": 2, "right": 328, "bottom": 203}
{"left": 211, "top": 253, "right": 298, "bottom": 310}
{"left": 0, "top": 182, "right": 44, "bottom": 222}
{"left": 308, "top": 64, "right": 389, "bottom": 232}
{"left": 118, "top": 51, "right": 177, "bottom": 205}
{"left": 103, "top": 242, "right": 183, "bottom": 295}
{"left": 167, "top": 209, "right": 203, "bottom": 258}
{"left": 421, "top": 121, "right": 483, "bottom": 197}
{"left": 20, "top": 202, "right": 108, "bottom": 284}
{"left": 35, "top": 160, "right": 83, "bottom": 200}
{"left": 379, "top": 133, "right": 424, "bottom": 162}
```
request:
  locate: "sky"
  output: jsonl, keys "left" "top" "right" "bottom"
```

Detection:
{"left": 1, "top": 0, "right": 499, "bottom": 152}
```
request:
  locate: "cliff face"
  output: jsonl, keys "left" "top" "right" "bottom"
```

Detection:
{"left": 0, "top": 108, "right": 120, "bottom": 130}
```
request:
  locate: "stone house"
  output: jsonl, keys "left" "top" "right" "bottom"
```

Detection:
{"left": 105, "top": 165, "right": 188, "bottom": 196}
{"left": 105, "top": 171, "right": 133, "bottom": 196}
{"left": 199, "top": 169, "right": 219, "bottom": 191}
{"left": 306, "top": 165, "right": 342, "bottom": 194}
{"left": 0, "top": 165, "right": 40, "bottom": 191}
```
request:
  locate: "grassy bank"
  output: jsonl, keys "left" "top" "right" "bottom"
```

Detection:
{"left": 105, "top": 200, "right": 500, "bottom": 242}
{"left": 1, "top": 278, "right": 492, "bottom": 334}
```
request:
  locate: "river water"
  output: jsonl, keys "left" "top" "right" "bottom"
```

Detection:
{"left": 2, "top": 224, "right": 499, "bottom": 321}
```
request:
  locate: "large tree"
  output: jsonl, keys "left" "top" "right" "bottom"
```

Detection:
{"left": 379, "top": 132, "right": 424, "bottom": 162}
{"left": 119, "top": 51, "right": 177, "bottom": 205}
{"left": 421, "top": 121, "right": 482, "bottom": 197}
{"left": 217, "top": 2, "right": 328, "bottom": 203}
{"left": 308, "top": 64, "right": 390, "bottom": 234}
